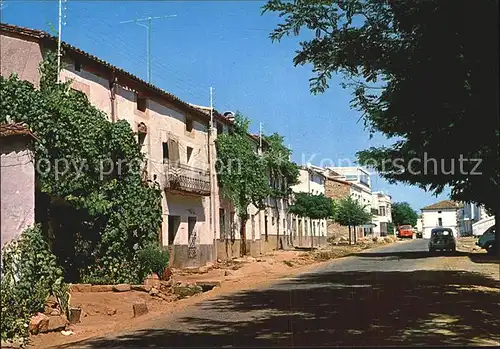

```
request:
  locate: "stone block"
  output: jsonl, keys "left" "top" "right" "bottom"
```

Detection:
{"left": 29, "top": 312, "right": 49, "bottom": 334}
{"left": 91, "top": 285, "right": 113, "bottom": 292}
{"left": 112, "top": 284, "right": 131, "bottom": 292}
{"left": 69, "top": 284, "right": 92, "bottom": 293}
{"left": 133, "top": 302, "right": 148, "bottom": 317}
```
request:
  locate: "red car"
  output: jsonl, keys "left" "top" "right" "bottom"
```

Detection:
{"left": 397, "top": 225, "right": 414, "bottom": 238}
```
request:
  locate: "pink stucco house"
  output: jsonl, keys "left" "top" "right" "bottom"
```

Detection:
{"left": 0, "top": 123, "right": 36, "bottom": 246}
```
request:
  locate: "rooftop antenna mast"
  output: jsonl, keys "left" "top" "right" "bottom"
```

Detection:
{"left": 119, "top": 15, "right": 177, "bottom": 83}
{"left": 56, "top": 0, "right": 68, "bottom": 83}
{"left": 259, "top": 122, "right": 263, "bottom": 153}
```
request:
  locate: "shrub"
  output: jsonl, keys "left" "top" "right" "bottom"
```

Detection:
{"left": 1, "top": 225, "right": 68, "bottom": 342}
{"left": 137, "top": 244, "right": 170, "bottom": 281}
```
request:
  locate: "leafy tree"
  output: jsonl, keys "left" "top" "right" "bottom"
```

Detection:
{"left": 386, "top": 221, "right": 395, "bottom": 236}
{"left": 332, "top": 196, "right": 372, "bottom": 244}
{"left": 215, "top": 113, "right": 270, "bottom": 256}
{"left": 263, "top": 133, "right": 300, "bottom": 249}
{"left": 263, "top": 0, "right": 499, "bottom": 254}
{"left": 391, "top": 202, "right": 418, "bottom": 228}
{"left": 288, "top": 192, "right": 333, "bottom": 247}
{"left": 1, "top": 225, "right": 68, "bottom": 342}
{"left": 0, "top": 51, "right": 163, "bottom": 283}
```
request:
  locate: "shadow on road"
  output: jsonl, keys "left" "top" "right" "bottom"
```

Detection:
{"left": 66, "top": 269, "right": 500, "bottom": 348}
{"left": 468, "top": 254, "right": 500, "bottom": 265}
{"left": 349, "top": 250, "right": 470, "bottom": 259}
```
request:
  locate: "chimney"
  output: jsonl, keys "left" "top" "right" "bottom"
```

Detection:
{"left": 223, "top": 111, "right": 235, "bottom": 122}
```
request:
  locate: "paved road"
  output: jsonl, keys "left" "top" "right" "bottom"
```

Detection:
{"left": 67, "top": 240, "right": 500, "bottom": 348}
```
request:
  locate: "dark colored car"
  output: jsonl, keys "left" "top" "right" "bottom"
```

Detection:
{"left": 429, "top": 227, "right": 456, "bottom": 253}
{"left": 476, "top": 225, "right": 497, "bottom": 255}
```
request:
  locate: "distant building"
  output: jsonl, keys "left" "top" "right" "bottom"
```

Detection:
{"left": 328, "top": 167, "right": 373, "bottom": 238}
{"left": 323, "top": 169, "right": 350, "bottom": 239}
{"left": 421, "top": 200, "right": 462, "bottom": 238}
{"left": 1, "top": 123, "right": 36, "bottom": 246}
{"left": 290, "top": 166, "right": 327, "bottom": 247}
{"left": 371, "top": 191, "right": 392, "bottom": 237}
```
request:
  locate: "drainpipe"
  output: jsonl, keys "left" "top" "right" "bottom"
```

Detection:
{"left": 109, "top": 69, "right": 117, "bottom": 123}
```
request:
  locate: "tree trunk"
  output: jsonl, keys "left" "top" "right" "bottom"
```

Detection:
{"left": 275, "top": 198, "right": 281, "bottom": 250}
{"left": 240, "top": 218, "right": 247, "bottom": 257}
{"left": 310, "top": 218, "right": 314, "bottom": 248}
{"left": 495, "top": 209, "right": 500, "bottom": 258}
{"left": 354, "top": 226, "right": 357, "bottom": 244}
{"left": 348, "top": 225, "right": 352, "bottom": 245}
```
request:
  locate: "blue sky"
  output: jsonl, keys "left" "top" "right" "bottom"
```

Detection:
{"left": 1, "top": 0, "right": 450, "bottom": 211}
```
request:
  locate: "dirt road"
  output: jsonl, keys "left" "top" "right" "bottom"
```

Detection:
{"left": 62, "top": 240, "right": 500, "bottom": 347}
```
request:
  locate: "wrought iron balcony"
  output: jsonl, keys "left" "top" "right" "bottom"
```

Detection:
{"left": 164, "top": 160, "right": 211, "bottom": 196}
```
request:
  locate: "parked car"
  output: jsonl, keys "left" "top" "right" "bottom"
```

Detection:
{"left": 429, "top": 227, "right": 456, "bottom": 253}
{"left": 476, "top": 225, "right": 497, "bottom": 255}
{"left": 397, "top": 225, "right": 414, "bottom": 238}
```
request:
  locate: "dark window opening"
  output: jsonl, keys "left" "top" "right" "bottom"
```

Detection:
{"left": 168, "top": 215, "right": 181, "bottom": 245}
{"left": 138, "top": 133, "right": 146, "bottom": 148}
{"left": 187, "top": 146, "right": 194, "bottom": 163}
{"left": 137, "top": 95, "right": 147, "bottom": 112}
{"left": 216, "top": 122, "right": 223, "bottom": 135}
{"left": 438, "top": 217, "right": 443, "bottom": 227}
{"left": 219, "top": 208, "right": 225, "bottom": 240}
{"left": 162, "top": 142, "right": 169, "bottom": 162}
{"left": 74, "top": 60, "right": 82, "bottom": 72}
{"left": 188, "top": 217, "right": 197, "bottom": 240}
{"left": 186, "top": 118, "right": 193, "bottom": 132}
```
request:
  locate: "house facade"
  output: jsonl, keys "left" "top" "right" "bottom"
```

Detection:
{"left": 290, "top": 166, "right": 328, "bottom": 247}
{"left": 421, "top": 200, "right": 462, "bottom": 238}
{"left": 0, "top": 23, "right": 236, "bottom": 268}
{"left": 371, "top": 191, "right": 393, "bottom": 237}
{"left": 0, "top": 123, "right": 36, "bottom": 246}
{"left": 328, "top": 167, "right": 374, "bottom": 238}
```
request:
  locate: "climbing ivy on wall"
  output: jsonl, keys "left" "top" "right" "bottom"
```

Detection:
{"left": 0, "top": 51, "right": 163, "bottom": 284}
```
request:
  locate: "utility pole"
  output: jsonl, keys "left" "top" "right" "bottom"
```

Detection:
{"left": 208, "top": 87, "right": 216, "bottom": 258}
{"left": 259, "top": 122, "right": 263, "bottom": 154}
{"left": 119, "top": 15, "right": 177, "bottom": 83}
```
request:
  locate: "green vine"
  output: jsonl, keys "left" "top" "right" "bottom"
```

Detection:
{"left": 1, "top": 225, "right": 68, "bottom": 342}
{"left": 0, "top": 51, "right": 163, "bottom": 284}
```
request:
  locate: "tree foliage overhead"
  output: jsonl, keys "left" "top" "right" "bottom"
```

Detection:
{"left": 215, "top": 113, "right": 269, "bottom": 256}
{"left": 391, "top": 202, "right": 418, "bottom": 227}
{"left": 0, "top": 51, "right": 163, "bottom": 283}
{"left": 263, "top": 0, "right": 499, "bottom": 216}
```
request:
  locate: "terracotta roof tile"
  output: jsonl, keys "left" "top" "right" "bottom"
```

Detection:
{"left": 0, "top": 23, "right": 232, "bottom": 125}
{"left": 0, "top": 123, "right": 35, "bottom": 139}
{"left": 421, "top": 200, "right": 462, "bottom": 210}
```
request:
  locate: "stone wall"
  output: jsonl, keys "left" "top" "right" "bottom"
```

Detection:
{"left": 1, "top": 138, "right": 35, "bottom": 246}
{"left": 324, "top": 178, "right": 350, "bottom": 239}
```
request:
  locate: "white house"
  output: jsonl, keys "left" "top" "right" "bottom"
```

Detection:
{"left": 290, "top": 166, "right": 327, "bottom": 247}
{"left": 371, "top": 191, "right": 393, "bottom": 236}
{"left": 461, "top": 202, "right": 494, "bottom": 236}
{"left": 421, "top": 200, "right": 462, "bottom": 238}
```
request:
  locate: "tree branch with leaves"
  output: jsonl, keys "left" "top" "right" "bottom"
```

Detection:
{"left": 215, "top": 113, "right": 269, "bottom": 256}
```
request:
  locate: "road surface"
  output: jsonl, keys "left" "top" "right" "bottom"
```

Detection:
{"left": 66, "top": 239, "right": 500, "bottom": 348}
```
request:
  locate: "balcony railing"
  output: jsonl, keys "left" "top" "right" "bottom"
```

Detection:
{"left": 164, "top": 160, "right": 210, "bottom": 196}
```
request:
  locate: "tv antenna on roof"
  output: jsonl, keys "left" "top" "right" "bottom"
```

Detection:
{"left": 119, "top": 15, "right": 177, "bottom": 84}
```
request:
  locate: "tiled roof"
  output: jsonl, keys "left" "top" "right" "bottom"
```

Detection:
{"left": 0, "top": 23, "right": 232, "bottom": 125}
{"left": 0, "top": 123, "right": 35, "bottom": 139}
{"left": 422, "top": 200, "right": 462, "bottom": 210}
